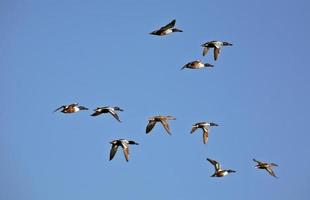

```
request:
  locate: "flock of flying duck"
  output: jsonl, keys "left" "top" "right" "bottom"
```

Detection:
{"left": 54, "top": 19, "right": 278, "bottom": 178}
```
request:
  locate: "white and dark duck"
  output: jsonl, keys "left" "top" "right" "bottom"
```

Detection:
{"left": 191, "top": 122, "right": 218, "bottom": 144}
{"left": 181, "top": 60, "right": 214, "bottom": 70}
{"left": 54, "top": 103, "right": 88, "bottom": 114}
{"left": 109, "top": 139, "right": 139, "bottom": 162}
{"left": 201, "top": 41, "right": 233, "bottom": 61}
{"left": 150, "top": 19, "right": 182, "bottom": 36}
{"left": 91, "top": 106, "right": 124, "bottom": 122}
{"left": 207, "top": 158, "right": 236, "bottom": 177}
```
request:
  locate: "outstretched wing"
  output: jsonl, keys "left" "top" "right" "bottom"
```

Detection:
{"left": 190, "top": 126, "right": 198, "bottom": 134}
{"left": 203, "top": 47, "right": 209, "bottom": 56}
{"left": 160, "top": 120, "right": 171, "bottom": 134}
{"left": 266, "top": 168, "right": 278, "bottom": 178}
{"left": 202, "top": 128, "right": 209, "bottom": 144}
{"left": 214, "top": 47, "right": 220, "bottom": 61}
{"left": 253, "top": 158, "right": 262, "bottom": 164}
{"left": 146, "top": 120, "right": 156, "bottom": 134}
{"left": 54, "top": 105, "right": 65, "bottom": 112}
{"left": 91, "top": 110, "right": 102, "bottom": 116}
{"left": 121, "top": 145, "right": 129, "bottom": 162}
{"left": 109, "top": 144, "right": 119, "bottom": 161}
{"left": 108, "top": 110, "right": 121, "bottom": 122}
{"left": 207, "top": 158, "right": 220, "bottom": 171}
{"left": 159, "top": 19, "right": 176, "bottom": 31}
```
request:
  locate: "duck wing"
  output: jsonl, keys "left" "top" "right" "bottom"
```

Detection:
{"left": 253, "top": 158, "right": 263, "bottom": 164}
{"left": 214, "top": 47, "right": 220, "bottom": 61}
{"left": 190, "top": 126, "right": 198, "bottom": 134}
{"left": 203, "top": 47, "right": 209, "bottom": 56}
{"left": 146, "top": 120, "right": 156, "bottom": 134}
{"left": 159, "top": 19, "right": 176, "bottom": 31}
{"left": 109, "top": 144, "right": 119, "bottom": 161}
{"left": 266, "top": 168, "right": 278, "bottom": 178}
{"left": 91, "top": 110, "right": 102, "bottom": 116}
{"left": 54, "top": 105, "right": 65, "bottom": 112}
{"left": 108, "top": 109, "right": 121, "bottom": 122}
{"left": 121, "top": 144, "right": 129, "bottom": 162}
{"left": 207, "top": 158, "right": 221, "bottom": 171}
{"left": 202, "top": 127, "right": 209, "bottom": 144}
{"left": 160, "top": 120, "right": 171, "bottom": 134}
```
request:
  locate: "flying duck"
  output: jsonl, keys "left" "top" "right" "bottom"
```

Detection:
{"left": 150, "top": 19, "right": 182, "bottom": 36}
{"left": 207, "top": 158, "right": 236, "bottom": 177}
{"left": 54, "top": 103, "right": 88, "bottom": 113}
{"left": 191, "top": 122, "right": 218, "bottom": 144}
{"left": 109, "top": 139, "right": 139, "bottom": 162}
{"left": 181, "top": 60, "right": 214, "bottom": 70}
{"left": 253, "top": 158, "right": 278, "bottom": 178}
{"left": 201, "top": 41, "right": 233, "bottom": 61}
{"left": 146, "top": 115, "right": 176, "bottom": 135}
{"left": 91, "top": 106, "right": 124, "bottom": 122}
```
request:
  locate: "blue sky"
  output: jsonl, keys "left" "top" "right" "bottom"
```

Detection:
{"left": 1, "top": 0, "right": 310, "bottom": 199}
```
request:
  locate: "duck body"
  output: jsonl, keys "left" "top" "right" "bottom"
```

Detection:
{"left": 211, "top": 169, "right": 236, "bottom": 177}
{"left": 54, "top": 103, "right": 88, "bottom": 113}
{"left": 150, "top": 19, "right": 182, "bottom": 36}
{"left": 181, "top": 60, "right": 214, "bottom": 70}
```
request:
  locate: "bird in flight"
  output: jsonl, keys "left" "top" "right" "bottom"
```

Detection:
{"left": 201, "top": 41, "right": 233, "bottom": 61}
{"left": 207, "top": 158, "right": 236, "bottom": 177}
{"left": 253, "top": 158, "right": 278, "bottom": 178}
{"left": 150, "top": 19, "right": 183, "bottom": 36}
{"left": 91, "top": 106, "right": 124, "bottom": 122}
{"left": 54, "top": 103, "right": 88, "bottom": 114}
{"left": 181, "top": 60, "right": 214, "bottom": 70}
{"left": 146, "top": 115, "right": 176, "bottom": 135}
{"left": 190, "top": 122, "right": 218, "bottom": 144}
{"left": 109, "top": 139, "right": 139, "bottom": 162}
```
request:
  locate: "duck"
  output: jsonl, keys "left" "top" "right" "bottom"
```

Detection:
{"left": 207, "top": 158, "right": 236, "bottom": 177}
{"left": 253, "top": 158, "right": 278, "bottom": 178}
{"left": 201, "top": 41, "right": 233, "bottom": 61}
{"left": 190, "top": 122, "right": 218, "bottom": 144}
{"left": 54, "top": 103, "right": 88, "bottom": 113}
{"left": 181, "top": 60, "right": 214, "bottom": 70}
{"left": 150, "top": 19, "right": 182, "bottom": 36}
{"left": 109, "top": 139, "right": 139, "bottom": 162}
{"left": 146, "top": 115, "right": 176, "bottom": 135}
{"left": 91, "top": 106, "right": 124, "bottom": 122}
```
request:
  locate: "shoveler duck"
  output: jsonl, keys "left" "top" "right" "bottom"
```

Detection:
{"left": 146, "top": 115, "right": 176, "bottom": 135}
{"left": 253, "top": 158, "right": 278, "bottom": 178}
{"left": 150, "top": 19, "right": 182, "bottom": 36}
{"left": 109, "top": 139, "right": 139, "bottom": 162}
{"left": 207, "top": 158, "right": 236, "bottom": 177}
{"left": 181, "top": 60, "right": 214, "bottom": 70}
{"left": 191, "top": 122, "right": 218, "bottom": 144}
{"left": 54, "top": 103, "right": 88, "bottom": 113}
{"left": 91, "top": 106, "right": 124, "bottom": 122}
{"left": 201, "top": 41, "right": 233, "bottom": 61}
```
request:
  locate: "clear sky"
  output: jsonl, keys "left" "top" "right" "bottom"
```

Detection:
{"left": 1, "top": 0, "right": 310, "bottom": 199}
